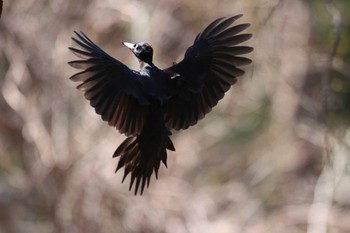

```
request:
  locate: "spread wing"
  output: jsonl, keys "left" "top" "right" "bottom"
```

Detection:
{"left": 68, "top": 32, "right": 149, "bottom": 136}
{"left": 164, "top": 15, "right": 253, "bottom": 130}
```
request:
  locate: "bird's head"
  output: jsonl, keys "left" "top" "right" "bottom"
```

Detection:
{"left": 123, "top": 42, "right": 153, "bottom": 64}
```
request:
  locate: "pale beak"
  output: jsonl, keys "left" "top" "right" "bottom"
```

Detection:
{"left": 122, "top": 42, "right": 135, "bottom": 50}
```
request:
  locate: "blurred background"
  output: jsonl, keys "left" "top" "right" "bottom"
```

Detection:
{"left": 1, "top": 0, "right": 350, "bottom": 232}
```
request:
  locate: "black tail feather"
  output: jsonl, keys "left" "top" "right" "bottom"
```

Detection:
{"left": 114, "top": 129, "right": 174, "bottom": 195}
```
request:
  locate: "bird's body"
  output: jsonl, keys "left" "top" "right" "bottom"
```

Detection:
{"left": 69, "top": 15, "right": 253, "bottom": 194}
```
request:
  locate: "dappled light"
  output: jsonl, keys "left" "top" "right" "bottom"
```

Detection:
{"left": 0, "top": 0, "right": 349, "bottom": 232}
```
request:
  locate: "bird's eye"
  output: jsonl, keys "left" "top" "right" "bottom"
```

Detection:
{"left": 145, "top": 47, "right": 151, "bottom": 52}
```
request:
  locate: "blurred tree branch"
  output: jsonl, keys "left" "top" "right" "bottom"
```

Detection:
{"left": 1, "top": 1, "right": 349, "bottom": 232}
{"left": 307, "top": 1, "right": 344, "bottom": 233}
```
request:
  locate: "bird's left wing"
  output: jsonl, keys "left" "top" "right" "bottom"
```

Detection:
{"left": 164, "top": 15, "right": 253, "bottom": 130}
{"left": 68, "top": 32, "right": 149, "bottom": 136}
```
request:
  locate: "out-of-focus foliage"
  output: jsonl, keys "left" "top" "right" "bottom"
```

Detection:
{"left": 0, "top": 0, "right": 349, "bottom": 233}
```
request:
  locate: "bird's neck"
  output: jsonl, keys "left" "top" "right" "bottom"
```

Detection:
{"left": 139, "top": 60, "right": 156, "bottom": 76}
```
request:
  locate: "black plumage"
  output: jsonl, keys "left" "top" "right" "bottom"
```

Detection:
{"left": 68, "top": 14, "right": 253, "bottom": 195}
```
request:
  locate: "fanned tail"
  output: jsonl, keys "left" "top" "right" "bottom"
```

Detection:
{"left": 113, "top": 110, "right": 175, "bottom": 195}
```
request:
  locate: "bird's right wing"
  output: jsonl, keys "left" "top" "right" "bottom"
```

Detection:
{"left": 164, "top": 15, "right": 253, "bottom": 130}
{"left": 68, "top": 32, "right": 149, "bottom": 136}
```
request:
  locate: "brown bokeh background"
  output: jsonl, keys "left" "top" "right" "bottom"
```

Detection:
{"left": 0, "top": 0, "right": 350, "bottom": 232}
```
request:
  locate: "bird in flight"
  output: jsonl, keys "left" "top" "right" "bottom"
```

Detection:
{"left": 68, "top": 14, "right": 253, "bottom": 195}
